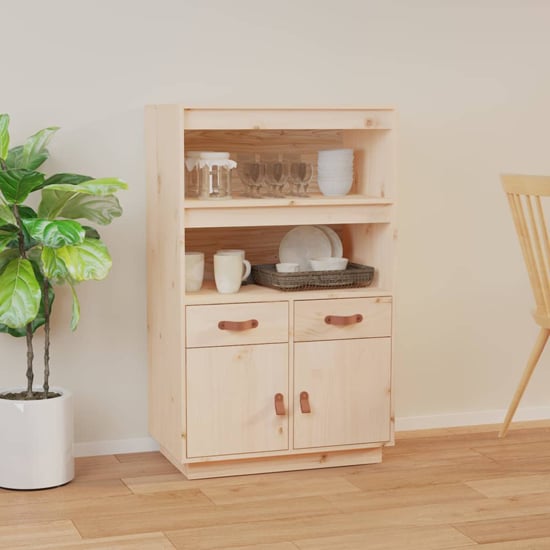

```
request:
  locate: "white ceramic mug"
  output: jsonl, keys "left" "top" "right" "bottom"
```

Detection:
{"left": 214, "top": 253, "right": 249, "bottom": 294}
{"left": 215, "top": 249, "right": 251, "bottom": 281}
{"left": 185, "top": 251, "right": 205, "bottom": 292}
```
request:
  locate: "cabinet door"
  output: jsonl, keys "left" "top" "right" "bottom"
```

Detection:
{"left": 294, "top": 338, "right": 390, "bottom": 449}
{"left": 186, "top": 343, "right": 289, "bottom": 458}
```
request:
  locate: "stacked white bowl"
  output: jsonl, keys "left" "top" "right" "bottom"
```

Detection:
{"left": 317, "top": 148, "right": 354, "bottom": 196}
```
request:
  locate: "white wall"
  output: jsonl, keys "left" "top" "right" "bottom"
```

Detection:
{"left": 3, "top": 0, "right": 550, "bottom": 451}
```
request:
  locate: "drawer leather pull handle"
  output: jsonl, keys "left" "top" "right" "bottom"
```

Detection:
{"left": 324, "top": 314, "right": 363, "bottom": 326}
{"left": 218, "top": 319, "right": 259, "bottom": 331}
{"left": 300, "top": 391, "right": 311, "bottom": 414}
{"left": 274, "top": 393, "right": 286, "bottom": 415}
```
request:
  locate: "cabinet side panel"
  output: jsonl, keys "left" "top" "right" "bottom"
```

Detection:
{"left": 145, "top": 105, "right": 185, "bottom": 461}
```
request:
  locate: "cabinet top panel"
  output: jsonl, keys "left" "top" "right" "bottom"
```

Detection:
{"left": 147, "top": 106, "right": 396, "bottom": 131}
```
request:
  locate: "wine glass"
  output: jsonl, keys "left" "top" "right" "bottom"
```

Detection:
{"left": 289, "top": 162, "right": 313, "bottom": 197}
{"left": 238, "top": 162, "right": 266, "bottom": 198}
{"left": 265, "top": 161, "right": 289, "bottom": 197}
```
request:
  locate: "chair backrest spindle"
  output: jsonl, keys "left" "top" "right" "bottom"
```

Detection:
{"left": 502, "top": 174, "right": 550, "bottom": 324}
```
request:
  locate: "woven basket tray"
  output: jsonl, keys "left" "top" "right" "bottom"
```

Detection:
{"left": 251, "top": 263, "right": 375, "bottom": 291}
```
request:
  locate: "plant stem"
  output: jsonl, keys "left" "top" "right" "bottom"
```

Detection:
{"left": 13, "top": 203, "right": 35, "bottom": 398}
{"left": 25, "top": 324, "right": 34, "bottom": 397}
{"left": 43, "top": 278, "right": 51, "bottom": 397}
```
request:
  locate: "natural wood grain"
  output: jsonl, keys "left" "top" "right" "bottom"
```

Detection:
{"left": 293, "top": 525, "right": 473, "bottom": 550}
{"left": 15, "top": 532, "right": 176, "bottom": 549}
{"left": 466, "top": 473, "right": 550, "bottom": 498}
{"left": 148, "top": 106, "right": 396, "bottom": 479}
{"left": 500, "top": 174, "right": 550, "bottom": 436}
{"left": 0, "top": 520, "right": 81, "bottom": 548}
{"left": 5, "top": 423, "right": 550, "bottom": 548}
{"left": 199, "top": 475, "right": 360, "bottom": 505}
{"left": 72, "top": 495, "right": 335, "bottom": 539}
{"left": 453, "top": 513, "right": 550, "bottom": 544}
{"left": 448, "top": 538, "right": 550, "bottom": 549}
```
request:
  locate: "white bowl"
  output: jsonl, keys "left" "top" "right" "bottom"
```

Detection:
{"left": 318, "top": 176, "right": 353, "bottom": 196}
{"left": 276, "top": 262, "right": 300, "bottom": 273}
{"left": 309, "top": 257, "right": 348, "bottom": 271}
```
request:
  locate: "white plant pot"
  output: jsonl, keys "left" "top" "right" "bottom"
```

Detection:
{"left": 0, "top": 387, "right": 74, "bottom": 490}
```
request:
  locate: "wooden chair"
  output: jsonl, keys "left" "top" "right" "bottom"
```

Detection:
{"left": 500, "top": 174, "right": 550, "bottom": 437}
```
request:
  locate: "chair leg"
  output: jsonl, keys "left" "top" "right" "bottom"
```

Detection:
{"left": 499, "top": 328, "right": 550, "bottom": 438}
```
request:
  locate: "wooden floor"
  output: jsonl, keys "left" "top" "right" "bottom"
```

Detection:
{"left": 2, "top": 422, "right": 550, "bottom": 549}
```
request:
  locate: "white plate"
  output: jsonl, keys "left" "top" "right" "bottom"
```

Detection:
{"left": 315, "top": 225, "right": 343, "bottom": 258}
{"left": 279, "top": 226, "right": 332, "bottom": 271}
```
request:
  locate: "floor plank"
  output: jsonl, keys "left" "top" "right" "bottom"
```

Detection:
{"left": 453, "top": 513, "right": 550, "bottom": 544}
{"left": 293, "top": 525, "right": 474, "bottom": 550}
{"left": 0, "top": 520, "right": 81, "bottom": 549}
{"left": 17, "top": 532, "right": 176, "bottom": 550}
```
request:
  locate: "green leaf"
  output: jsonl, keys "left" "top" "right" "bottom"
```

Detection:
{"left": 0, "top": 258, "right": 41, "bottom": 328}
{"left": 69, "top": 283, "right": 80, "bottom": 331}
{"left": 0, "top": 228, "right": 18, "bottom": 252}
{"left": 18, "top": 205, "right": 37, "bottom": 219}
{"left": 23, "top": 219, "right": 85, "bottom": 248}
{"left": 0, "top": 114, "right": 9, "bottom": 160}
{"left": 41, "top": 246, "right": 69, "bottom": 282}
{"left": 0, "top": 204, "right": 15, "bottom": 225}
{"left": 20, "top": 126, "right": 59, "bottom": 170}
{"left": 0, "top": 169, "right": 45, "bottom": 204}
{"left": 38, "top": 190, "right": 123, "bottom": 225}
{"left": 0, "top": 249, "right": 18, "bottom": 274}
{"left": 41, "top": 173, "right": 93, "bottom": 189}
{"left": 83, "top": 225, "right": 100, "bottom": 239}
{"left": 5, "top": 145, "right": 23, "bottom": 169}
{"left": 0, "top": 273, "right": 54, "bottom": 337}
{"left": 44, "top": 177, "right": 128, "bottom": 196}
{"left": 55, "top": 238, "right": 112, "bottom": 282}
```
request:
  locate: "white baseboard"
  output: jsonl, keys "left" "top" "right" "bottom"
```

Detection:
{"left": 395, "top": 406, "right": 550, "bottom": 432}
{"left": 73, "top": 407, "right": 550, "bottom": 457}
{"left": 74, "top": 437, "right": 159, "bottom": 457}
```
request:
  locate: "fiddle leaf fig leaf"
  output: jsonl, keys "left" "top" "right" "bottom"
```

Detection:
{"left": 82, "top": 225, "right": 100, "bottom": 239}
{"left": 41, "top": 246, "right": 70, "bottom": 282}
{"left": 0, "top": 169, "right": 45, "bottom": 204}
{"left": 19, "top": 126, "right": 59, "bottom": 170}
{"left": 55, "top": 238, "right": 112, "bottom": 282}
{"left": 42, "top": 173, "right": 92, "bottom": 189}
{"left": 0, "top": 204, "right": 15, "bottom": 226}
{"left": 38, "top": 190, "right": 123, "bottom": 225}
{"left": 0, "top": 114, "right": 9, "bottom": 160}
{"left": 0, "top": 228, "right": 18, "bottom": 253}
{"left": 0, "top": 274, "right": 54, "bottom": 337}
{"left": 43, "top": 177, "right": 128, "bottom": 196}
{"left": 0, "top": 249, "right": 18, "bottom": 274}
{"left": 0, "top": 258, "right": 41, "bottom": 328}
{"left": 23, "top": 219, "right": 85, "bottom": 248}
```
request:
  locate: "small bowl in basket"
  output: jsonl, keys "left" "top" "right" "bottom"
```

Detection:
{"left": 309, "top": 257, "right": 349, "bottom": 271}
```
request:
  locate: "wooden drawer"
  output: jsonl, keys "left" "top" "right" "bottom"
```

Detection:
{"left": 294, "top": 297, "right": 391, "bottom": 342}
{"left": 186, "top": 302, "right": 288, "bottom": 348}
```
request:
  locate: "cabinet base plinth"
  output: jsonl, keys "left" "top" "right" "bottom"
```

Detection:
{"left": 164, "top": 447, "right": 383, "bottom": 480}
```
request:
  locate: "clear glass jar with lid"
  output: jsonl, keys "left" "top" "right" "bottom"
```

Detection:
{"left": 194, "top": 152, "right": 237, "bottom": 200}
{"left": 184, "top": 151, "right": 201, "bottom": 198}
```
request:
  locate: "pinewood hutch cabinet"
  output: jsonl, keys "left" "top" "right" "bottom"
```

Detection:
{"left": 145, "top": 106, "right": 396, "bottom": 479}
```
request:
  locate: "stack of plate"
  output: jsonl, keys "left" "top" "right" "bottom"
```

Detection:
{"left": 278, "top": 225, "right": 343, "bottom": 271}
{"left": 317, "top": 148, "right": 354, "bottom": 196}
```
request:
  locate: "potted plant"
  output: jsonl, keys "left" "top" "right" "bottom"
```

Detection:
{"left": 0, "top": 114, "right": 127, "bottom": 489}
